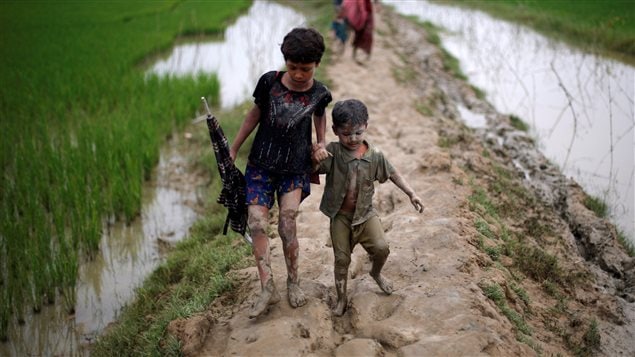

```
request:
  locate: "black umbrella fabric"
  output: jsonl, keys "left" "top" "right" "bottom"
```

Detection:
{"left": 201, "top": 97, "right": 251, "bottom": 245}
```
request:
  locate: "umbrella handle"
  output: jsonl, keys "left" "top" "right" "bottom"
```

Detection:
{"left": 201, "top": 97, "right": 213, "bottom": 116}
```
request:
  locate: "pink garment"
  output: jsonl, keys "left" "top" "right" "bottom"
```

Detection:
{"left": 341, "top": 0, "right": 368, "bottom": 31}
{"left": 342, "top": 0, "right": 374, "bottom": 55}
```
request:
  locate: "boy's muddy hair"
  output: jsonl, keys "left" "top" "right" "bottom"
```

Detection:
{"left": 281, "top": 27, "right": 325, "bottom": 64}
{"left": 332, "top": 99, "right": 369, "bottom": 127}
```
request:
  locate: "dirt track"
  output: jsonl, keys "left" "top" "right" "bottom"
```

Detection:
{"left": 167, "top": 8, "right": 635, "bottom": 357}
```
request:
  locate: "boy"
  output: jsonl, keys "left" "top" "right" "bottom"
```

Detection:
{"left": 313, "top": 99, "right": 423, "bottom": 316}
{"left": 230, "top": 28, "right": 332, "bottom": 319}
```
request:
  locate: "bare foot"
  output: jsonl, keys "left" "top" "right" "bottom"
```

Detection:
{"left": 248, "top": 280, "right": 280, "bottom": 319}
{"left": 287, "top": 280, "right": 307, "bottom": 308}
{"left": 371, "top": 273, "right": 393, "bottom": 295}
{"left": 332, "top": 298, "right": 347, "bottom": 316}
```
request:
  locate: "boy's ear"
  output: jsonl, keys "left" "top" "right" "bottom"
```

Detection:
{"left": 332, "top": 125, "right": 337, "bottom": 135}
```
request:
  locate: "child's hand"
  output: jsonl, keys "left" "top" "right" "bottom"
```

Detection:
{"left": 312, "top": 143, "right": 330, "bottom": 162}
{"left": 410, "top": 195, "right": 424, "bottom": 213}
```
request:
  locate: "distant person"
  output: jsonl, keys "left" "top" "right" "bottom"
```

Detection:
{"left": 340, "top": 0, "right": 375, "bottom": 63}
{"left": 312, "top": 99, "right": 423, "bottom": 316}
{"left": 230, "top": 27, "right": 333, "bottom": 319}
{"left": 330, "top": 0, "right": 348, "bottom": 55}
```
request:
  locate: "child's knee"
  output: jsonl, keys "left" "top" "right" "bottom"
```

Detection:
{"left": 372, "top": 243, "right": 390, "bottom": 260}
{"left": 278, "top": 209, "right": 297, "bottom": 240}
{"left": 334, "top": 251, "right": 351, "bottom": 273}
{"left": 248, "top": 212, "right": 268, "bottom": 236}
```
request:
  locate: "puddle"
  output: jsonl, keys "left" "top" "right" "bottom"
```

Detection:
{"left": 0, "top": 134, "right": 203, "bottom": 356}
{"left": 387, "top": 0, "right": 635, "bottom": 244}
{"left": 148, "top": 0, "right": 306, "bottom": 109}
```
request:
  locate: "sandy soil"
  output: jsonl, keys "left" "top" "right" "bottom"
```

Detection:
{"left": 167, "top": 9, "right": 635, "bottom": 357}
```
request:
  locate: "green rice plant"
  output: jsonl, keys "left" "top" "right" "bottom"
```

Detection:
{"left": 0, "top": 0, "right": 249, "bottom": 327}
{"left": 92, "top": 96, "right": 255, "bottom": 354}
{"left": 92, "top": 232, "right": 251, "bottom": 355}
{"left": 55, "top": 239, "right": 79, "bottom": 314}
{"left": 445, "top": 0, "right": 635, "bottom": 64}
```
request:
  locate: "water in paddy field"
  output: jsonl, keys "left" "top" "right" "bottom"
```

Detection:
{"left": 386, "top": 0, "right": 635, "bottom": 245}
{"left": 148, "top": 0, "right": 306, "bottom": 109}
{"left": 2, "top": 134, "right": 201, "bottom": 356}
{"left": 1, "top": 2, "right": 306, "bottom": 355}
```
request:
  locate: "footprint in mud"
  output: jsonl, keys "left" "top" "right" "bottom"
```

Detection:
{"left": 348, "top": 291, "right": 405, "bottom": 322}
{"left": 369, "top": 294, "right": 404, "bottom": 321}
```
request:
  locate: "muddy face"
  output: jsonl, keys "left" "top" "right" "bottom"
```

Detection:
{"left": 334, "top": 123, "right": 368, "bottom": 152}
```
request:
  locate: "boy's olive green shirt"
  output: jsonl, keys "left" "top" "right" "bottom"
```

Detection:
{"left": 316, "top": 141, "right": 395, "bottom": 226}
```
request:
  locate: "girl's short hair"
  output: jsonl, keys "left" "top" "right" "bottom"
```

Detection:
{"left": 281, "top": 28, "right": 325, "bottom": 64}
{"left": 332, "top": 99, "right": 369, "bottom": 127}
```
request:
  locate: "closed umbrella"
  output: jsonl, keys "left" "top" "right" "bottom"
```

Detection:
{"left": 201, "top": 97, "right": 251, "bottom": 245}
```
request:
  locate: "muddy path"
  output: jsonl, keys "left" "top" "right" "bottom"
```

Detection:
{"left": 167, "top": 8, "right": 635, "bottom": 357}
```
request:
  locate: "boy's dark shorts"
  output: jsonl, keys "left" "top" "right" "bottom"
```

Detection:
{"left": 245, "top": 163, "right": 310, "bottom": 208}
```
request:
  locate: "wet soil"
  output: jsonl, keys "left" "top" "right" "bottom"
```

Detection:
{"left": 168, "top": 9, "right": 635, "bottom": 357}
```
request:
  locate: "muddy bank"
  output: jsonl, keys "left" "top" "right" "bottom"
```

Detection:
{"left": 169, "top": 7, "right": 634, "bottom": 356}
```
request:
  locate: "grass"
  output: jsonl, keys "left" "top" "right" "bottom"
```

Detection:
{"left": 92, "top": 229, "right": 252, "bottom": 356}
{"left": 583, "top": 195, "right": 609, "bottom": 218}
{"left": 0, "top": 0, "right": 250, "bottom": 340}
{"left": 462, "top": 152, "right": 609, "bottom": 355}
{"left": 409, "top": 17, "right": 468, "bottom": 80}
{"left": 582, "top": 194, "right": 635, "bottom": 256}
{"left": 579, "top": 319, "right": 601, "bottom": 356}
{"left": 441, "top": 0, "right": 635, "bottom": 65}
{"left": 92, "top": 101, "right": 254, "bottom": 355}
{"left": 481, "top": 282, "right": 532, "bottom": 336}
{"left": 510, "top": 115, "right": 529, "bottom": 132}
{"left": 617, "top": 231, "right": 635, "bottom": 257}
{"left": 466, "top": 164, "right": 573, "bottom": 287}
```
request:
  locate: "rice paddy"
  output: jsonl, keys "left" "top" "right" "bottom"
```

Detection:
{"left": 0, "top": 0, "right": 250, "bottom": 341}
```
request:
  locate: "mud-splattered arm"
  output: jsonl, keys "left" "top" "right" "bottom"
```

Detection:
{"left": 390, "top": 171, "right": 424, "bottom": 213}
{"left": 312, "top": 112, "right": 329, "bottom": 162}
{"left": 230, "top": 105, "right": 261, "bottom": 161}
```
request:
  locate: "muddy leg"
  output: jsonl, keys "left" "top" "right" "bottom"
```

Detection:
{"left": 333, "top": 271, "right": 348, "bottom": 316}
{"left": 248, "top": 279, "right": 281, "bottom": 319}
{"left": 360, "top": 217, "right": 393, "bottom": 295}
{"left": 331, "top": 213, "right": 353, "bottom": 316}
{"left": 248, "top": 206, "right": 281, "bottom": 319}
{"left": 278, "top": 189, "right": 306, "bottom": 308}
{"left": 370, "top": 253, "right": 393, "bottom": 295}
